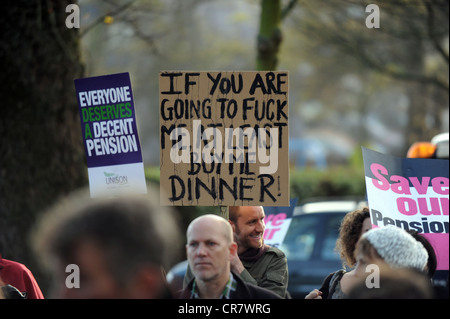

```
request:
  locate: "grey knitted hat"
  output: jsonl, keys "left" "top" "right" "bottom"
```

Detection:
{"left": 362, "top": 225, "right": 429, "bottom": 271}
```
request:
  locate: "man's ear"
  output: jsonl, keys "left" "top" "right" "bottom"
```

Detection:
{"left": 229, "top": 242, "right": 238, "bottom": 259}
{"left": 228, "top": 219, "right": 236, "bottom": 232}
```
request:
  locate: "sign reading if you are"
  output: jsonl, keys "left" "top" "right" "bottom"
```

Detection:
{"left": 160, "top": 71, "right": 289, "bottom": 206}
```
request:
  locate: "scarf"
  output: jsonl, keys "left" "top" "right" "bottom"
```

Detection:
{"left": 239, "top": 244, "right": 270, "bottom": 262}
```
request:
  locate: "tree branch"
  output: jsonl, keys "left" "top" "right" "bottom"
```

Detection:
{"left": 334, "top": 32, "right": 449, "bottom": 92}
{"left": 423, "top": 0, "right": 449, "bottom": 63}
{"left": 281, "top": 0, "right": 298, "bottom": 20}
{"left": 80, "top": 0, "right": 138, "bottom": 38}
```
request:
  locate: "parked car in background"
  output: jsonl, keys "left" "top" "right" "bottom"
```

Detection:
{"left": 282, "top": 198, "right": 367, "bottom": 298}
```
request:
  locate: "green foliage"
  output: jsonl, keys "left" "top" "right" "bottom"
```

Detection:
{"left": 290, "top": 166, "right": 366, "bottom": 202}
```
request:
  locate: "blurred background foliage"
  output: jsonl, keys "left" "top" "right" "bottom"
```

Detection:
{"left": 78, "top": 0, "right": 449, "bottom": 164}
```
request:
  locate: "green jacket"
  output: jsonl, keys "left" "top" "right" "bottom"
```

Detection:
{"left": 183, "top": 246, "right": 289, "bottom": 298}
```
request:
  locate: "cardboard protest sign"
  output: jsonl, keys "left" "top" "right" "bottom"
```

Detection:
{"left": 159, "top": 71, "right": 289, "bottom": 206}
{"left": 75, "top": 72, "right": 147, "bottom": 197}
{"left": 362, "top": 147, "right": 449, "bottom": 270}
{"left": 263, "top": 198, "right": 297, "bottom": 248}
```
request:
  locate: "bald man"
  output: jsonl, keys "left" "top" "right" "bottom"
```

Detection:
{"left": 179, "top": 214, "right": 281, "bottom": 299}
{"left": 183, "top": 207, "right": 289, "bottom": 298}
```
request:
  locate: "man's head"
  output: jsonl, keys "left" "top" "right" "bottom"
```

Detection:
{"left": 186, "top": 214, "right": 237, "bottom": 284}
{"left": 229, "top": 206, "right": 265, "bottom": 253}
{"left": 34, "top": 188, "right": 181, "bottom": 299}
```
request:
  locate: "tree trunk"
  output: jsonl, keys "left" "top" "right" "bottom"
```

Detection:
{"left": 256, "top": 0, "right": 282, "bottom": 71}
{"left": 0, "top": 0, "right": 87, "bottom": 292}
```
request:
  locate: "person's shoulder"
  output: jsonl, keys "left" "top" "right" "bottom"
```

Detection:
{"left": 232, "top": 272, "right": 283, "bottom": 299}
{"left": 177, "top": 278, "right": 194, "bottom": 299}
{"left": 265, "top": 245, "right": 286, "bottom": 258}
{"left": 0, "top": 257, "right": 29, "bottom": 273}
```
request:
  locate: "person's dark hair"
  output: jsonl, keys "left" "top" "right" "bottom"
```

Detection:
{"left": 229, "top": 206, "right": 240, "bottom": 224}
{"left": 335, "top": 206, "right": 371, "bottom": 268}
{"left": 34, "top": 188, "right": 181, "bottom": 286}
{"left": 61, "top": 199, "right": 166, "bottom": 284}
{"left": 407, "top": 230, "right": 437, "bottom": 278}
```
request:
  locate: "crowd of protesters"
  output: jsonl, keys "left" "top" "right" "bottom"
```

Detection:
{"left": 0, "top": 184, "right": 448, "bottom": 299}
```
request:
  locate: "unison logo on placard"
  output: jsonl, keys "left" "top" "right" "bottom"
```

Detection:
{"left": 104, "top": 172, "right": 129, "bottom": 185}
